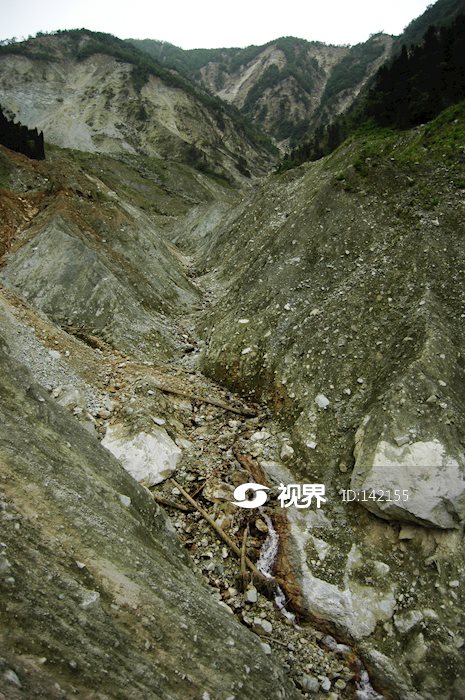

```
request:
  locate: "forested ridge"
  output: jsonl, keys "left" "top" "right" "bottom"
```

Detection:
{"left": 282, "top": 11, "right": 465, "bottom": 169}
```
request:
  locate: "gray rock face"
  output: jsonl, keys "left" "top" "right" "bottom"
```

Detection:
{"left": 0, "top": 35, "right": 273, "bottom": 182}
{"left": 0, "top": 205, "right": 196, "bottom": 360}
{"left": 352, "top": 432, "right": 465, "bottom": 529}
{"left": 0, "top": 337, "right": 300, "bottom": 700}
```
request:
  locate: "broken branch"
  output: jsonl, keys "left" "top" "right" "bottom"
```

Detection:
{"left": 171, "top": 479, "right": 271, "bottom": 583}
{"left": 241, "top": 525, "right": 248, "bottom": 589}
{"left": 150, "top": 381, "right": 256, "bottom": 417}
{"left": 150, "top": 491, "right": 192, "bottom": 513}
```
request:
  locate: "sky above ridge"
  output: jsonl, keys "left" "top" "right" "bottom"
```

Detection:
{"left": 2, "top": 0, "right": 434, "bottom": 48}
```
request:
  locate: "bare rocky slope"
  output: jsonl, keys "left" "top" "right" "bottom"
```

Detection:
{"left": 0, "top": 144, "right": 366, "bottom": 700}
{"left": 1, "top": 19, "right": 465, "bottom": 700}
{"left": 131, "top": 34, "right": 394, "bottom": 146}
{"left": 0, "top": 31, "right": 275, "bottom": 184}
{"left": 196, "top": 108, "right": 465, "bottom": 699}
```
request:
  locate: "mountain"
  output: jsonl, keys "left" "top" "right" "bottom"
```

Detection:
{"left": 0, "top": 30, "right": 276, "bottom": 183}
{"left": 130, "top": 34, "right": 394, "bottom": 146}
{"left": 284, "top": 2, "right": 465, "bottom": 167}
{"left": 197, "top": 102, "right": 465, "bottom": 699}
{"left": 399, "top": 0, "right": 465, "bottom": 46}
{"left": 1, "top": 2, "right": 465, "bottom": 699}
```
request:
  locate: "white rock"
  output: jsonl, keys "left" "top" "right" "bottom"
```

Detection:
{"left": 394, "top": 610, "right": 423, "bottom": 634}
{"left": 102, "top": 425, "right": 181, "bottom": 486}
{"left": 119, "top": 494, "right": 131, "bottom": 507}
{"left": 253, "top": 617, "right": 272, "bottom": 634}
{"left": 280, "top": 443, "right": 295, "bottom": 461}
{"left": 241, "top": 347, "right": 253, "bottom": 355}
{"left": 80, "top": 590, "right": 100, "bottom": 609}
{"left": 3, "top": 669, "right": 21, "bottom": 687}
{"left": 245, "top": 585, "right": 258, "bottom": 603}
{"left": 300, "top": 675, "right": 319, "bottom": 693}
{"left": 175, "top": 437, "right": 193, "bottom": 450}
{"left": 373, "top": 561, "right": 390, "bottom": 576}
{"left": 251, "top": 430, "right": 271, "bottom": 442}
{"left": 352, "top": 438, "right": 465, "bottom": 528}
{"left": 152, "top": 417, "right": 166, "bottom": 426}
{"left": 286, "top": 514, "right": 397, "bottom": 639}
{"left": 238, "top": 319, "right": 250, "bottom": 324}
{"left": 394, "top": 435, "right": 409, "bottom": 447}
{"left": 315, "top": 394, "right": 330, "bottom": 410}
{"left": 57, "top": 386, "right": 86, "bottom": 409}
{"left": 260, "top": 642, "right": 272, "bottom": 655}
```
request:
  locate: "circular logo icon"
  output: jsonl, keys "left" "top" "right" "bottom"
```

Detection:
{"left": 232, "top": 482, "right": 269, "bottom": 509}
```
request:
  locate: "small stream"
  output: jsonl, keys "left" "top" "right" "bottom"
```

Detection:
{"left": 256, "top": 513, "right": 384, "bottom": 699}
{"left": 256, "top": 513, "right": 296, "bottom": 623}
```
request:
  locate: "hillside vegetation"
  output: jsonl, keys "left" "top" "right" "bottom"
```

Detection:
{"left": 283, "top": 9, "right": 465, "bottom": 168}
{"left": 131, "top": 35, "right": 392, "bottom": 146}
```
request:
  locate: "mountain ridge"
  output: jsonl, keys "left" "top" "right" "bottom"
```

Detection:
{"left": 0, "top": 29, "right": 276, "bottom": 183}
{"left": 130, "top": 33, "right": 394, "bottom": 146}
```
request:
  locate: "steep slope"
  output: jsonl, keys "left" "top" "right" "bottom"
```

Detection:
{"left": 399, "top": 0, "right": 465, "bottom": 46}
{"left": 283, "top": 0, "right": 465, "bottom": 167}
{"left": 0, "top": 142, "right": 235, "bottom": 360}
{"left": 131, "top": 35, "right": 394, "bottom": 146}
{"left": 0, "top": 141, "right": 366, "bottom": 699}
{"left": 197, "top": 108, "right": 465, "bottom": 699}
{"left": 0, "top": 331, "right": 302, "bottom": 700}
{"left": 0, "top": 30, "right": 275, "bottom": 183}
{"left": 305, "top": 33, "right": 393, "bottom": 139}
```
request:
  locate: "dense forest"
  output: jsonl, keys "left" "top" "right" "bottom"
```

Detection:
{"left": 282, "top": 11, "right": 465, "bottom": 169}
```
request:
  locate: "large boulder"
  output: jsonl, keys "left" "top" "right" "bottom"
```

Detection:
{"left": 102, "top": 424, "right": 182, "bottom": 486}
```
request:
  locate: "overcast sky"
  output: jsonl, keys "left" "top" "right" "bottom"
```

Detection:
{"left": 2, "top": 0, "right": 434, "bottom": 48}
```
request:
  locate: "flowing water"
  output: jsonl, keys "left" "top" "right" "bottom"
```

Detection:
{"left": 257, "top": 513, "right": 296, "bottom": 623}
